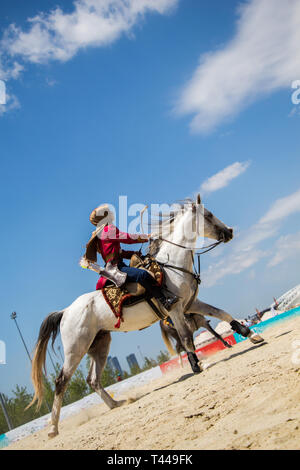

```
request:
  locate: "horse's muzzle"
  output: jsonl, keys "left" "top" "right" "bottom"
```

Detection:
{"left": 220, "top": 227, "right": 233, "bottom": 243}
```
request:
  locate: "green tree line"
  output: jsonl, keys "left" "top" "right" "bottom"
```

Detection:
{"left": 0, "top": 350, "right": 170, "bottom": 435}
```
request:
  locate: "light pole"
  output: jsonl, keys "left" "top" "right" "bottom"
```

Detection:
{"left": 0, "top": 393, "right": 13, "bottom": 431}
{"left": 10, "top": 312, "right": 32, "bottom": 362}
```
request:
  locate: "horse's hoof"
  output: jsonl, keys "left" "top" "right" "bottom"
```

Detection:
{"left": 116, "top": 399, "right": 126, "bottom": 408}
{"left": 48, "top": 430, "right": 58, "bottom": 439}
{"left": 192, "top": 362, "right": 204, "bottom": 374}
{"left": 126, "top": 397, "right": 136, "bottom": 405}
{"left": 248, "top": 332, "right": 264, "bottom": 344}
{"left": 191, "top": 364, "right": 201, "bottom": 374}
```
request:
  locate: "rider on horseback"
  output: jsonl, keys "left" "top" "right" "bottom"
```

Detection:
{"left": 83, "top": 204, "right": 178, "bottom": 311}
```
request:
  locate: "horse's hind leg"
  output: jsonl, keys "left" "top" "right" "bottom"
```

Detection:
{"left": 87, "top": 331, "right": 126, "bottom": 409}
{"left": 48, "top": 351, "right": 84, "bottom": 438}
{"left": 48, "top": 326, "right": 96, "bottom": 438}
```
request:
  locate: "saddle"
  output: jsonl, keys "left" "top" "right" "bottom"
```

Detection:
{"left": 102, "top": 254, "right": 164, "bottom": 328}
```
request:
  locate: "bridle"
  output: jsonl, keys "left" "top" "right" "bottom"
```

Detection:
{"left": 140, "top": 200, "right": 228, "bottom": 284}
{"left": 154, "top": 237, "right": 223, "bottom": 285}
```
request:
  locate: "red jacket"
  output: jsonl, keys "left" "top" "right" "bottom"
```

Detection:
{"left": 96, "top": 224, "right": 148, "bottom": 290}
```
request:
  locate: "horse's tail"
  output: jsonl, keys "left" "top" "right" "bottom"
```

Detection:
{"left": 160, "top": 321, "right": 176, "bottom": 357}
{"left": 27, "top": 310, "right": 64, "bottom": 411}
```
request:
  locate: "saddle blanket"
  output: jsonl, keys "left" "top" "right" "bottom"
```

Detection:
{"left": 102, "top": 256, "right": 163, "bottom": 328}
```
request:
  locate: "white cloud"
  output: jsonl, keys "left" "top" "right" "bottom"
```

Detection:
{"left": 1, "top": 0, "right": 178, "bottom": 64}
{"left": 0, "top": 59, "right": 22, "bottom": 114}
{"left": 203, "top": 248, "right": 267, "bottom": 288}
{"left": 203, "top": 186, "right": 300, "bottom": 286}
{"left": 0, "top": 91, "right": 20, "bottom": 116}
{"left": 200, "top": 161, "right": 250, "bottom": 195}
{"left": 268, "top": 231, "right": 300, "bottom": 267}
{"left": 0, "top": 0, "right": 178, "bottom": 116}
{"left": 259, "top": 188, "right": 300, "bottom": 225}
{"left": 175, "top": 0, "right": 300, "bottom": 133}
{"left": 0, "top": 56, "right": 23, "bottom": 81}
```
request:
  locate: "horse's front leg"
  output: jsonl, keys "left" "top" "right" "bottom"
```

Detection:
{"left": 169, "top": 308, "right": 202, "bottom": 373}
{"left": 204, "top": 319, "right": 232, "bottom": 348}
{"left": 186, "top": 298, "right": 234, "bottom": 323}
{"left": 186, "top": 299, "right": 264, "bottom": 344}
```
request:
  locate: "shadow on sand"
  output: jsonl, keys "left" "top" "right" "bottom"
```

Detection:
{"left": 205, "top": 341, "right": 268, "bottom": 370}
{"left": 125, "top": 342, "right": 269, "bottom": 404}
{"left": 125, "top": 372, "right": 196, "bottom": 405}
{"left": 274, "top": 330, "right": 293, "bottom": 338}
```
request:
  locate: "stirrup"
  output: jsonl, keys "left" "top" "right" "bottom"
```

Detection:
{"left": 159, "top": 295, "right": 179, "bottom": 312}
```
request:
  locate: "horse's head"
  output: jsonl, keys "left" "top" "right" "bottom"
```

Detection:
{"left": 195, "top": 193, "right": 233, "bottom": 243}
{"left": 148, "top": 195, "right": 233, "bottom": 256}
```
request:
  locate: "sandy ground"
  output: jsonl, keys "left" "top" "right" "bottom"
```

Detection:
{"left": 6, "top": 317, "right": 300, "bottom": 450}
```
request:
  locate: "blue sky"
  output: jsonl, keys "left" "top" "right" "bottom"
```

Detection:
{"left": 1, "top": 0, "right": 300, "bottom": 396}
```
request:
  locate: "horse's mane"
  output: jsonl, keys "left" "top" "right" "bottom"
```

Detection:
{"left": 148, "top": 199, "right": 194, "bottom": 256}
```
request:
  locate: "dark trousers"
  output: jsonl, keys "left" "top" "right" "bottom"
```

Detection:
{"left": 118, "top": 262, "right": 162, "bottom": 299}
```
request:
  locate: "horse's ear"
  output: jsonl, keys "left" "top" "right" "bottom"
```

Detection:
{"left": 197, "top": 194, "right": 201, "bottom": 205}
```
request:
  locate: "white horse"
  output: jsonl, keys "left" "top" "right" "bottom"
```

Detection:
{"left": 28, "top": 195, "right": 263, "bottom": 438}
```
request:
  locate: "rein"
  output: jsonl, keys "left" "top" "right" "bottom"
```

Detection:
{"left": 154, "top": 237, "right": 223, "bottom": 253}
{"left": 154, "top": 237, "right": 223, "bottom": 285}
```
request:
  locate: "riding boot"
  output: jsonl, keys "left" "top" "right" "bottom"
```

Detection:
{"left": 146, "top": 281, "right": 179, "bottom": 312}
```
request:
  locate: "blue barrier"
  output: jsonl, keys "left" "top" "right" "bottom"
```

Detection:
{"left": 0, "top": 433, "right": 9, "bottom": 449}
{"left": 233, "top": 306, "right": 300, "bottom": 344}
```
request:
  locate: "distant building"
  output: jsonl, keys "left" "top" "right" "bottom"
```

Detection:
{"left": 126, "top": 353, "right": 139, "bottom": 371}
{"left": 269, "top": 284, "right": 300, "bottom": 311}
{"left": 107, "top": 356, "right": 114, "bottom": 370}
{"left": 106, "top": 356, "right": 122, "bottom": 374}
{"left": 111, "top": 356, "right": 122, "bottom": 375}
